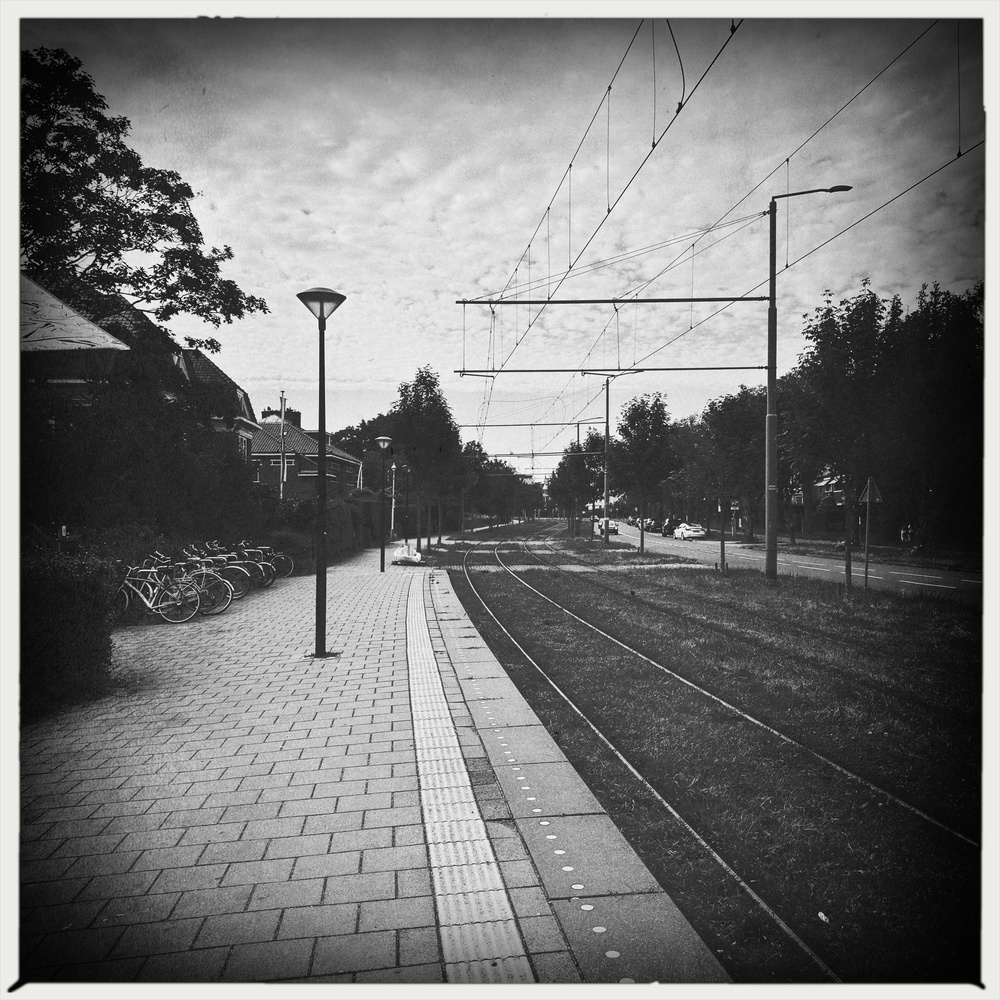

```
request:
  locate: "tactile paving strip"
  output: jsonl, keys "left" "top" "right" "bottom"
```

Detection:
{"left": 407, "top": 578, "right": 535, "bottom": 983}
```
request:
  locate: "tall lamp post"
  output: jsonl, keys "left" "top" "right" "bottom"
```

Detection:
{"left": 765, "top": 186, "right": 851, "bottom": 580}
{"left": 402, "top": 464, "right": 410, "bottom": 543}
{"left": 297, "top": 286, "right": 346, "bottom": 658}
{"left": 390, "top": 461, "right": 397, "bottom": 536}
{"left": 376, "top": 436, "right": 392, "bottom": 572}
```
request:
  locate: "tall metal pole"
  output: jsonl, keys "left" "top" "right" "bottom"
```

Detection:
{"left": 279, "top": 389, "right": 286, "bottom": 503}
{"left": 315, "top": 315, "right": 328, "bottom": 656}
{"left": 390, "top": 462, "right": 397, "bottom": 536}
{"left": 603, "top": 377, "right": 610, "bottom": 547}
{"left": 765, "top": 198, "right": 779, "bottom": 580}
{"left": 764, "top": 186, "right": 850, "bottom": 581}
{"left": 379, "top": 446, "right": 387, "bottom": 573}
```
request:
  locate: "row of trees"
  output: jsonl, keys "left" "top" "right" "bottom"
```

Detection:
{"left": 547, "top": 279, "right": 984, "bottom": 554}
{"left": 333, "top": 367, "right": 544, "bottom": 548}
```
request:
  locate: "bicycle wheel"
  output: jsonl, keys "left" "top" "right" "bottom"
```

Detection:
{"left": 194, "top": 572, "right": 233, "bottom": 616}
{"left": 156, "top": 582, "right": 200, "bottom": 623}
{"left": 242, "top": 560, "right": 266, "bottom": 589}
{"left": 258, "top": 561, "right": 277, "bottom": 588}
{"left": 218, "top": 564, "right": 252, "bottom": 599}
{"left": 272, "top": 553, "right": 294, "bottom": 578}
{"left": 113, "top": 586, "right": 130, "bottom": 621}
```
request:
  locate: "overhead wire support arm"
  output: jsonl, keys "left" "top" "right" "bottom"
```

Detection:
{"left": 457, "top": 365, "right": 766, "bottom": 376}
{"left": 457, "top": 296, "right": 768, "bottom": 305}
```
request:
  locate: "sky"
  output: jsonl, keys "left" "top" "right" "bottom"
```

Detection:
{"left": 6, "top": 1, "right": 996, "bottom": 484}
{"left": 4, "top": 6, "right": 998, "bottom": 997}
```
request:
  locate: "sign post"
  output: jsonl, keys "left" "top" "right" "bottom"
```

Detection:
{"left": 858, "top": 477, "right": 883, "bottom": 590}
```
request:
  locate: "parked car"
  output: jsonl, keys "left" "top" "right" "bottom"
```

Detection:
{"left": 599, "top": 520, "right": 619, "bottom": 535}
{"left": 674, "top": 522, "right": 707, "bottom": 540}
{"left": 661, "top": 518, "right": 681, "bottom": 537}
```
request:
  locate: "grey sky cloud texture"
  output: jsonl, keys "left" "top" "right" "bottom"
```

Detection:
{"left": 10, "top": 3, "right": 995, "bottom": 481}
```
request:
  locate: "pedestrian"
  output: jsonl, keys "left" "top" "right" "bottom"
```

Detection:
{"left": 900, "top": 524, "right": 909, "bottom": 544}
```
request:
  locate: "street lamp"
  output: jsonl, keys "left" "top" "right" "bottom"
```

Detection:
{"left": 376, "top": 436, "right": 392, "bottom": 572}
{"left": 765, "top": 186, "right": 851, "bottom": 580}
{"left": 297, "top": 286, "right": 346, "bottom": 658}
{"left": 402, "top": 464, "right": 410, "bottom": 543}
{"left": 390, "top": 461, "right": 397, "bottom": 536}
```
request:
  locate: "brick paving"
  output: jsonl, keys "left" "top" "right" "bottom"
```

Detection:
{"left": 18, "top": 546, "right": 729, "bottom": 985}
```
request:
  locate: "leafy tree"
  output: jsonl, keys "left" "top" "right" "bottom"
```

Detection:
{"left": 388, "top": 367, "right": 462, "bottom": 547}
{"left": 790, "top": 282, "right": 901, "bottom": 584}
{"left": 547, "top": 441, "right": 598, "bottom": 537}
{"left": 21, "top": 47, "right": 267, "bottom": 352}
{"left": 698, "top": 385, "right": 767, "bottom": 541}
{"left": 611, "top": 393, "right": 675, "bottom": 554}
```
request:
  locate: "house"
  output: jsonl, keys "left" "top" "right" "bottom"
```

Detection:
{"left": 252, "top": 406, "right": 361, "bottom": 499}
{"left": 21, "top": 271, "right": 258, "bottom": 462}
{"left": 178, "top": 349, "right": 258, "bottom": 463}
{"left": 21, "top": 272, "right": 131, "bottom": 403}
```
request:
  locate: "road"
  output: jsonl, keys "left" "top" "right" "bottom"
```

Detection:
{"left": 598, "top": 522, "right": 983, "bottom": 603}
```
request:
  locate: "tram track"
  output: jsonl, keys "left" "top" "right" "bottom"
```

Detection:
{"left": 535, "top": 527, "right": 976, "bottom": 727}
{"left": 448, "top": 523, "right": 981, "bottom": 983}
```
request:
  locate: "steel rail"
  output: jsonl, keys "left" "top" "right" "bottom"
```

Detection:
{"left": 499, "top": 531, "right": 977, "bottom": 849}
{"left": 460, "top": 529, "right": 842, "bottom": 983}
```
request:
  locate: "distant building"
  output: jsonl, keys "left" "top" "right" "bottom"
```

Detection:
{"left": 252, "top": 407, "right": 361, "bottom": 498}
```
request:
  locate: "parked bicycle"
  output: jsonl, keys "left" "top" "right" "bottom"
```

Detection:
{"left": 147, "top": 552, "right": 233, "bottom": 616}
{"left": 183, "top": 542, "right": 253, "bottom": 599}
{"left": 114, "top": 564, "right": 201, "bottom": 624}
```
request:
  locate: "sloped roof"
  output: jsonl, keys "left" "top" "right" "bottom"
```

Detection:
{"left": 181, "top": 349, "right": 256, "bottom": 422}
{"left": 29, "top": 271, "right": 178, "bottom": 355}
{"left": 20, "top": 273, "right": 131, "bottom": 352}
{"left": 254, "top": 418, "right": 360, "bottom": 466}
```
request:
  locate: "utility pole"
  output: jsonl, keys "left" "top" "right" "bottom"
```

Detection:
{"left": 603, "top": 377, "right": 610, "bottom": 548}
{"left": 279, "top": 389, "right": 286, "bottom": 502}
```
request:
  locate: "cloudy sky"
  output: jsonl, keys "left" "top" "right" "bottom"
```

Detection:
{"left": 10, "top": 2, "right": 995, "bottom": 479}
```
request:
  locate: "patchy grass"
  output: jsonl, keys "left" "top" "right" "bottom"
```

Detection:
{"left": 448, "top": 526, "right": 981, "bottom": 984}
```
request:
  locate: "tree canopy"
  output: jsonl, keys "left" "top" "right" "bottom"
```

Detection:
{"left": 21, "top": 47, "right": 268, "bottom": 352}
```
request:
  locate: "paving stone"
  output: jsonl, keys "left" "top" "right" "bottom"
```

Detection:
{"left": 78, "top": 869, "right": 160, "bottom": 899}
{"left": 170, "top": 884, "right": 254, "bottom": 919}
{"left": 358, "top": 895, "right": 435, "bottom": 932}
{"left": 62, "top": 851, "right": 143, "bottom": 879}
{"left": 323, "top": 870, "right": 395, "bottom": 905}
{"left": 290, "top": 851, "right": 361, "bottom": 880}
{"left": 91, "top": 893, "right": 181, "bottom": 928}
{"left": 356, "top": 962, "right": 445, "bottom": 984}
{"left": 22, "top": 925, "right": 126, "bottom": 968}
{"left": 20, "top": 899, "right": 106, "bottom": 935}
{"left": 248, "top": 878, "right": 325, "bottom": 911}
{"left": 132, "top": 844, "right": 207, "bottom": 870}
{"left": 222, "top": 937, "right": 314, "bottom": 981}
{"left": 195, "top": 908, "right": 281, "bottom": 948}
{"left": 277, "top": 902, "right": 358, "bottom": 939}
{"left": 27, "top": 956, "right": 145, "bottom": 982}
{"left": 199, "top": 839, "right": 267, "bottom": 865}
{"left": 312, "top": 929, "right": 396, "bottom": 975}
{"left": 136, "top": 945, "right": 230, "bottom": 982}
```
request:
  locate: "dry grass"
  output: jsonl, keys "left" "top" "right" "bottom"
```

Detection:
{"left": 446, "top": 527, "right": 981, "bottom": 984}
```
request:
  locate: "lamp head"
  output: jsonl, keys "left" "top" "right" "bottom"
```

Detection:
{"left": 375, "top": 436, "right": 392, "bottom": 451}
{"left": 297, "top": 287, "right": 346, "bottom": 320}
{"left": 827, "top": 185, "right": 853, "bottom": 193}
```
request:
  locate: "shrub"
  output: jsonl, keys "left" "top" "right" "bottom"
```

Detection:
{"left": 21, "top": 548, "right": 119, "bottom": 723}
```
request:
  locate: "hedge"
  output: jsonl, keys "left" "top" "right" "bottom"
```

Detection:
{"left": 21, "top": 548, "right": 119, "bottom": 723}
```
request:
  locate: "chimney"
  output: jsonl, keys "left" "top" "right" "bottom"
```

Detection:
{"left": 262, "top": 405, "right": 301, "bottom": 428}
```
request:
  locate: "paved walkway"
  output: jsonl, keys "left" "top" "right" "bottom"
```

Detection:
{"left": 19, "top": 547, "right": 729, "bottom": 985}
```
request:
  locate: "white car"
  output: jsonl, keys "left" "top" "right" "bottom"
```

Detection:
{"left": 598, "top": 520, "right": 619, "bottom": 535}
{"left": 674, "top": 522, "right": 707, "bottom": 540}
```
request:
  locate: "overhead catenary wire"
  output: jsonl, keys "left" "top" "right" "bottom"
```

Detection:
{"left": 630, "top": 141, "right": 985, "bottom": 370}
{"left": 469, "top": 19, "right": 972, "bottom": 474}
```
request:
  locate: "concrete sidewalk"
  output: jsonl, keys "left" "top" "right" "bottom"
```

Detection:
{"left": 19, "top": 547, "right": 729, "bottom": 985}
